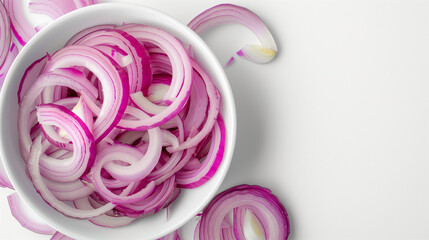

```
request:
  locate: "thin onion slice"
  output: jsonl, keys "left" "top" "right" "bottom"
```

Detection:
{"left": 0, "top": 43, "right": 19, "bottom": 88}
{"left": 43, "top": 45, "right": 129, "bottom": 142}
{"left": 188, "top": 4, "right": 277, "bottom": 64}
{"left": 3, "top": 0, "right": 36, "bottom": 46}
{"left": 51, "top": 231, "right": 75, "bottom": 240}
{"left": 29, "top": 0, "right": 97, "bottom": 20}
{"left": 7, "top": 192, "right": 56, "bottom": 235}
{"left": 198, "top": 185, "right": 290, "bottom": 240}
{"left": 37, "top": 103, "right": 95, "bottom": 183}
{"left": 176, "top": 116, "right": 226, "bottom": 188}
{"left": 27, "top": 136, "right": 115, "bottom": 219}
{"left": 0, "top": 1, "right": 12, "bottom": 68}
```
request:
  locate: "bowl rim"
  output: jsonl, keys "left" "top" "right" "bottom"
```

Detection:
{"left": 0, "top": 3, "right": 236, "bottom": 240}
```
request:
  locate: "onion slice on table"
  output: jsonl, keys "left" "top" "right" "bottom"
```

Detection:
{"left": 29, "top": 0, "right": 97, "bottom": 21}
{"left": 0, "top": 43, "right": 19, "bottom": 88}
{"left": 50, "top": 231, "right": 75, "bottom": 240}
{"left": 3, "top": 0, "right": 36, "bottom": 46}
{"left": 188, "top": 3, "right": 277, "bottom": 64}
{"left": 0, "top": 1, "right": 12, "bottom": 68}
{"left": 197, "top": 185, "right": 290, "bottom": 240}
{"left": 7, "top": 192, "right": 56, "bottom": 235}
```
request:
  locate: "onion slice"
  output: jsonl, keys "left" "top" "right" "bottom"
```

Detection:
{"left": 51, "top": 231, "right": 75, "bottom": 240}
{"left": 0, "top": 159, "right": 13, "bottom": 189}
{"left": 188, "top": 4, "right": 277, "bottom": 64}
{"left": 7, "top": 192, "right": 56, "bottom": 235}
{"left": 0, "top": 1, "right": 12, "bottom": 68}
{"left": 43, "top": 45, "right": 129, "bottom": 142}
{"left": 3, "top": 0, "right": 36, "bottom": 46}
{"left": 0, "top": 43, "right": 19, "bottom": 88}
{"left": 37, "top": 103, "right": 96, "bottom": 183}
{"left": 29, "top": 0, "right": 97, "bottom": 21}
{"left": 197, "top": 185, "right": 290, "bottom": 240}
{"left": 27, "top": 136, "right": 115, "bottom": 219}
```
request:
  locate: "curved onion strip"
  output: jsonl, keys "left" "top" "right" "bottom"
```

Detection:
{"left": 18, "top": 68, "right": 98, "bottom": 161}
{"left": 118, "top": 24, "right": 190, "bottom": 103}
{"left": 0, "top": 1, "right": 11, "bottom": 68}
{"left": 3, "top": 0, "right": 36, "bottom": 46}
{"left": 65, "top": 24, "right": 115, "bottom": 46}
{"left": 7, "top": 192, "right": 56, "bottom": 235}
{"left": 0, "top": 159, "right": 13, "bottom": 189}
{"left": 17, "top": 54, "right": 49, "bottom": 103}
{"left": 43, "top": 177, "right": 93, "bottom": 201}
{"left": 0, "top": 43, "right": 19, "bottom": 88}
{"left": 37, "top": 104, "right": 95, "bottom": 182}
{"left": 72, "top": 29, "right": 152, "bottom": 93}
{"left": 176, "top": 116, "right": 225, "bottom": 188}
{"left": 198, "top": 185, "right": 290, "bottom": 240}
{"left": 103, "top": 127, "right": 161, "bottom": 183}
{"left": 168, "top": 59, "right": 220, "bottom": 152}
{"left": 181, "top": 65, "right": 208, "bottom": 138}
{"left": 90, "top": 144, "right": 156, "bottom": 204}
{"left": 188, "top": 4, "right": 277, "bottom": 63}
{"left": 51, "top": 231, "right": 74, "bottom": 240}
{"left": 43, "top": 45, "right": 129, "bottom": 142}
{"left": 73, "top": 196, "right": 136, "bottom": 228}
{"left": 115, "top": 175, "right": 176, "bottom": 216}
{"left": 29, "top": 0, "right": 96, "bottom": 20}
{"left": 28, "top": 136, "right": 115, "bottom": 219}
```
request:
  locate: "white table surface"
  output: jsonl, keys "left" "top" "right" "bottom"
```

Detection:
{"left": 2, "top": 0, "right": 429, "bottom": 239}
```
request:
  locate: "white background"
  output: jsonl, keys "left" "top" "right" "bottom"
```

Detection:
{"left": 2, "top": 0, "right": 429, "bottom": 239}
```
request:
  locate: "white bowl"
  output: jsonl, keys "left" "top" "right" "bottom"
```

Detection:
{"left": 0, "top": 3, "right": 236, "bottom": 240}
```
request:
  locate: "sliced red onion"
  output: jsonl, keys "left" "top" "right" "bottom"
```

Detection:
{"left": 37, "top": 103, "right": 96, "bottom": 182}
{"left": 90, "top": 144, "right": 156, "bottom": 204}
{"left": 115, "top": 175, "right": 176, "bottom": 216}
{"left": 16, "top": 21, "right": 231, "bottom": 229}
{"left": 0, "top": 158, "right": 13, "bottom": 189}
{"left": 7, "top": 192, "right": 56, "bottom": 235}
{"left": 118, "top": 24, "right": 191, "bottom": 103}
{"left": 116, "top": 24, "right": 193, "bottom": 130}
{"left": 3, "top": 0, "right": 36, "bottom": 46}
{"left": 27, "top": 136, "right": 115, "bottom": 219}
{"left": 188, "top": 4, "right": 277, "bottom": 63}
{"left": 70, "top": 96, "right": 94, "bottom": 133}
{"left": 0, "top": 43, "right": 19, "bottom": 88}
{"left": 224, "top": 57, "right": 235, "bottom": 67}
{"left": 176, "top": 116, "right": 226, "bottom": 188}
{"left": 43, "top": 45, "right": 129, "bottom": 142}
{"left": 71, "top": 28, "right": 152, "bottom": 93}
{"left": 198, "top": 185, "right": 290, "bottom": 240}
{"left": 17, "top": 54, "right": 49, "bottom": 103}
{"left": 168, "top": 59, "right": 220, "bottom": 152}
{"left": 73, "top": 196, "right": 136, "bottom": 228}
{"left": 65, "top": 24, "right": 115, "bottom": 46}
{"left": 0, "top": 1, "right": 11, "bottom": 68}
{"left": 29, "top": 0, "right": 97, "bottom": 20}
{"left": 43, "top": 177, "right": 93, "bottom": 201}
{"left": 18, "top": 68, "right": 98, "bottom": 161}
{"left": 102, "top": 121, "right": 162, "bottom": 182}
{"left": 51, "top": 231, "right": 75, "bottom": 240}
